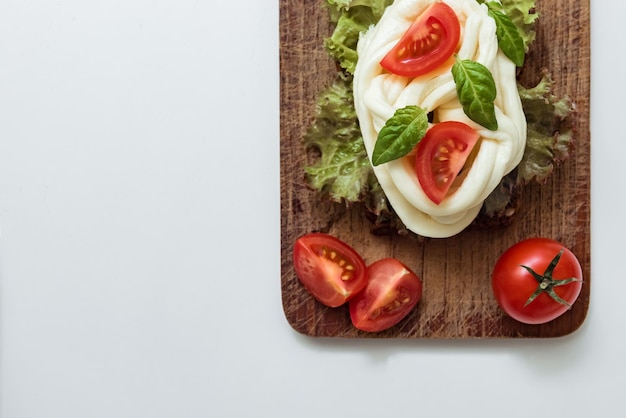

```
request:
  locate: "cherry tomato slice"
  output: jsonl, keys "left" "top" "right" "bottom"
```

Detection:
{"left": 492, "top": 238, "right": 583, "bottom": 324}
{"left": 349, "top": 258, "right": 422, "bottom": 332}
{"left": 380, "top": 2, "right": 461, "bottom": 77}
{"left": 292, "top": 233, "right": 367, "bottom": 308}
{"left": 415, "top": 121, "right": 480, "bottom": 204}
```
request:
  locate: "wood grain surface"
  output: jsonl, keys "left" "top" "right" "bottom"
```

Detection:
{"left": 279, "top": 0, "right": 590, "bottom": 338}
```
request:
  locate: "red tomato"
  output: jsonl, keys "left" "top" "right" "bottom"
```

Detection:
{"left": 380, "top": 2, "right": 461, "bottom": 77}
{"left": 349, "top": 258, "right": 422, "bottom": 332}
{"left": 415, "top": 121, "right": 480, "bottom": 204}
{"left": 293, "top": 233, "right": 367, "bottom": 308}
{"left": 492, "top": 238, "right": 583, "bottom": 325}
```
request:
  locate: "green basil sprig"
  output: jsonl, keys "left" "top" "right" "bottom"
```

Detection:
{"left": 484, "top": 1, "right": 526, "bottom": 66}
{"left": 372, "top": 105, "right": 428, "bottom": 166}
{"left": 452, "top": 56, "right": 498, "bottom": 131}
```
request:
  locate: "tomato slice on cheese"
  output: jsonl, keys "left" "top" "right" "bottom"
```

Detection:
{"left": 415, "top": 121, "right": 480, "bottom": 204}
{"left": 380, "top": 2, "right": 461, "bottom": 77}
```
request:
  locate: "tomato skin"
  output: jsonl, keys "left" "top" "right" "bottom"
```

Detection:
{"left": 293, "top": 233, "right": 367, "bottom": 308}
{"left": 492, "top": 238, "right": 583, "bottom": 325}
{"left": 380, "top": 2, "right": 461, "bottom": 77}
{"left": 415, "top": 121, "right": 480, "bottom": 204}
{"left": 349, "top": 258, "right": 422, "bottom": 332}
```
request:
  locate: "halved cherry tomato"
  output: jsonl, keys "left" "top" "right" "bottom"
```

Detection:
{"left": 492, "top": 238, "right": 583, "bottom": 324}
{"left": 292, "top": 233, "right": 367, "bottom": 308}
{"left": 415, "top": 121, "right": 480, "bottom": 204}
{"left": 380, "top": 2, "right": 461, "bottom": 77}
{"left": 349, "top": 258, "right": 422, "bottom": 332}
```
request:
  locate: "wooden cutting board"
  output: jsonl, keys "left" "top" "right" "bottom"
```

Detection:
{"left": 279, "top": 0, "right": 590, "bottom": 338}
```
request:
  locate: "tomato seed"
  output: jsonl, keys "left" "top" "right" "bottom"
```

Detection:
{"left": 370, "top": 309, "right": 381, "bottom": 319}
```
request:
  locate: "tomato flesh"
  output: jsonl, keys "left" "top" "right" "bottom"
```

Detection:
{"left": 492, "top": 238, "right": 583, "bottom": 324}
{"left": 349, "top": 258, "right": 422, "bottom": 332}
{"left": 293, "top": 233, "right": 367, "bottom": 308}
{"left": 380, "top": 2, "right": 461, "bottom": 77}
{"left": 415, "top": 121, "right": 480, "bottom": 204}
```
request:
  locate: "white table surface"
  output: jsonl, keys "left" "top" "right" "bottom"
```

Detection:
{"left": 0, "top": 1, "right": 622, "bottom": 417}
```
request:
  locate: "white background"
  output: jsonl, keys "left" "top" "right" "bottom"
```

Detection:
{"left": 0, "top": 1, "right": 622, "bottom": 417}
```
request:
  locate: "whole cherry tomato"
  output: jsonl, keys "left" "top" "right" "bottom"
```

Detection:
{"left": 492, "top": 238, "right": 583, "bottom": 324}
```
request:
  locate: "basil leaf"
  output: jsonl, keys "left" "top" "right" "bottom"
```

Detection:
{"left": 486, "top": 3, "right": 525, "bottom": 66}
{"left": 452, "top": 58, "right": 498, "bottom": 131}
{"left": 372, "top": 105, "right": 428, "bottom": 166}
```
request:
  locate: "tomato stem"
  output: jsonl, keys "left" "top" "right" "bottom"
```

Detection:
{"left": 521, "top": 249, "right": 583, "bottom": 308}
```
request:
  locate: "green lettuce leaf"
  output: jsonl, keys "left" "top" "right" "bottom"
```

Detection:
{"left": 324, "top": 0, "right": 393, "bottom": 74}
{"left": 517, "top": 71, "right": 575, "bottom": 183}
{"left": 326, "top": 0, "right": 391, "bottom": 16}
{"left": 303, "top": 73, "right": 388, "bottom": 216}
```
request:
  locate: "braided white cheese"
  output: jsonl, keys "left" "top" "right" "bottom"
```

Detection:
{"left": 353, "top": 0, "right": 527, "bottom": 237}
